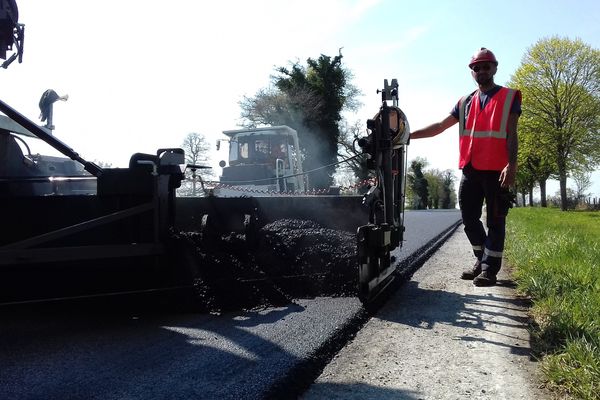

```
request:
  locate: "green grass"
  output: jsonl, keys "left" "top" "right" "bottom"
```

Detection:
{"left": 505, "top": 208, "right": 600, "bottom": 399}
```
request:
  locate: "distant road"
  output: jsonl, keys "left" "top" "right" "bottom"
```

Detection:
{"left": 0, "top": 210, "right": 461, "bottom": 400}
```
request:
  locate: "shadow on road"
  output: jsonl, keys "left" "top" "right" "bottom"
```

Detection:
{"left": 300, "top": 382, "right": 422, "bottom": 400}
{"left": 377, "top": 280, "right": 534, "bottom": 359}
{"left": 0, "top": 299, "right": 308, "bottom": 400}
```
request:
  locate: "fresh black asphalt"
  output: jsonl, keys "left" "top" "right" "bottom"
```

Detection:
{"left": 0, "top": 210, "right": 461, "bottom": 400}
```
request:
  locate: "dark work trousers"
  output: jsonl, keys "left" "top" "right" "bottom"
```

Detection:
{"left": 458, "top": 164, "right": 507, "bottom": 274}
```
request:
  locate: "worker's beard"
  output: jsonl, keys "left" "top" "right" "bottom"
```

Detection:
{"left": 475, "top": 74, "right": 494, "bottom": 86}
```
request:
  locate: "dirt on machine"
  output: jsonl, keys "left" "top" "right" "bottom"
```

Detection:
{"left": 1, "top": 2, "right": 411, "bottom": 311}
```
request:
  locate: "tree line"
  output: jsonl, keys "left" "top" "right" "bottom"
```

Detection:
{"left": 406, "top": 157, "right": 457, "bottom": 210}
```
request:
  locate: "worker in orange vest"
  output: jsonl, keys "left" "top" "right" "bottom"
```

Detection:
{"left": 411, "top": 48, "right": 521, "bottom": 286}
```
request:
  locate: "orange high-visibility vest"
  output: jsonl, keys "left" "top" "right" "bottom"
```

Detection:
{"left": 458, "top": 87, "right": 518, "bottom": 171}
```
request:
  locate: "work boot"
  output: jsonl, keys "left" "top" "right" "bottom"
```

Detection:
{"left": 460, "top": 260, "right": 481, "bottom": 280}
{"left": 473, "top": 269, "right": 497, "bottom": 287}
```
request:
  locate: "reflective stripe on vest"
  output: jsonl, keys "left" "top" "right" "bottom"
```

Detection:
{"left": 458, "top": 87, "right": 516, "bottom": 170}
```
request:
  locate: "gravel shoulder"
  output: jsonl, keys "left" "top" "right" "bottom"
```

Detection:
{"left": 301, "top": 225, "right": 552, "bottom": 400}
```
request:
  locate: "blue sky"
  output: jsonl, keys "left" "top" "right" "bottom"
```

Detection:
{"left": 2, "top": 0, "right": 599, "bottom": 197}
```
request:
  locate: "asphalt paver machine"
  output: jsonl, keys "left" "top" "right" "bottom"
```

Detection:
{"left": 0, "top": 1, "right": 411, "bottom": 305}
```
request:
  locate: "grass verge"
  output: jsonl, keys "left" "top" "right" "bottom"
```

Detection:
{"left": 504, "top": 208, "right": 600, "bottom": 400}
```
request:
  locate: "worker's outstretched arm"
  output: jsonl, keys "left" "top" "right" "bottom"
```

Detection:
{"left": 411, "top": 115, "right": 458, "bottom": 139}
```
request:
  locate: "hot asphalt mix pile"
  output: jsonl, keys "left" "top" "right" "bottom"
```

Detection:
{"left": 173, "top": 219, "right": 358, "bottom": 312}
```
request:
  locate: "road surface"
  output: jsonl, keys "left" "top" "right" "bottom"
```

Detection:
{"left": 0, "top": 210, "right": 461, "bottom": 400}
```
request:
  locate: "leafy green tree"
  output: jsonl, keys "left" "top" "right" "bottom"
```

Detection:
{"left": 239, "top": 87, "right": 321, "bottom": 130}
{"left": 510, "top": 37, "right": 600, "bottom": 210}
{"left": 515, "top": 162, "right": 536, "bottom": 206}
{"left": 425, "top": 169, "right": 442, "bottom": 209}
{"left": 239, "top": 51, "right": 361, "bottom": 189}
{"left": 424, "top": 169, "right": 457, "bottom": 209}
{"left": 513, "top": 118, "right": 543, "bottom": 206}
{"left": 407, "top": 157, "right": 429, "bottom": 209}
{"left": 511, "top": 110, "right": 555, "bottom": 206}
{"left": 440, "top": 169, "right": 457, "bottom": 209}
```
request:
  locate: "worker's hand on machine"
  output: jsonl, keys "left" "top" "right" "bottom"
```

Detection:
{"left": 499, "top": 164, "right": 516, "bottom": 188}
